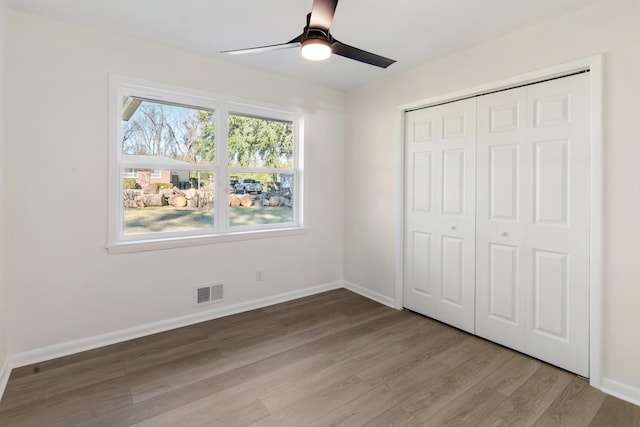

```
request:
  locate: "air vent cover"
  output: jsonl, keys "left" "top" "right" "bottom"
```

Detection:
{"left": 194, "top": 283, "right": 224, "bottom": 307}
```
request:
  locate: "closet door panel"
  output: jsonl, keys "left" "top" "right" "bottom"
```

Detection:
{"left": 477, "top": 73, "right": 590, "bottom": 376}
{"left": 404, "top": 98, "right": 476, "bottom": 333}
{"left": 533, "top": 139, "right": 569, "bottom": 225}
{"left": 489, "top": 144, "right": 519, "bottom": 221}
{"left": 523, "top": 74, "right": 590, "bottom": 377}
{"left": 476, "top": 87, "right": 528, "bottom": 350}
{"left": 532, "top": 249, "right": 569, "bottom": 338}
{"left": 410, "top": 231, "right": 433, "bottom": 297}
{"left": 442, "top": 149, "right": 465, "bottom": 215}
{"left": 412, "top": 152, "right": 433, "bottom": 213}
{"left": 435, "top": 100, "right": 476, "bottom": 331}
{"left": 441, "top": 235, "right": 464, "bottom": 305}
{"left": 404, "top": 108, "right": 439, "bottom": 316}
{"left": 488, "top": 243, "right": 519, "bottom": 324}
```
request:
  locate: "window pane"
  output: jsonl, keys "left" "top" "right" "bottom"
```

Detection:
{"left": 121, "top": 98, "right": 216, "bottom": 235}
{"left": 122, "top": 98, "right": 216, "bottom": 168}
{"left": 229, "top": 172, "right": 294, "bottom": 227}
{"left": 123, "top": 171, "right": 215, "bottom": 235}
{"left": 228, "top": 114, "right": 293, "bottom": 168}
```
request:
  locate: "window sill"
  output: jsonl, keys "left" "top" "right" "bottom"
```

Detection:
{"left": 106, "top": 227, "right": 309, "bottom": 254}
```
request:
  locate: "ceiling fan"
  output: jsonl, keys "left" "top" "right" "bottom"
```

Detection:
{"left": 221, "top": 0, "right": 396, "bottom": 68}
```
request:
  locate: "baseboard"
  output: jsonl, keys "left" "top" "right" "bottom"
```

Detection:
{"left": 6, "top": 280, "right": 638, "bottom": 409}
{"left": 9, "top": 281, "right": 343, "bottom": 369}
{"left": 342, "top": 280, "right": 397, "bottom": 309}
{"left": 0, "top": 280, "right": 390, "bottom": 404}
{"left": 601, "top": 377, "right": 640, "bottom": 407}
{"left": 0, "top": 357, "right": 10, "bottom": 403}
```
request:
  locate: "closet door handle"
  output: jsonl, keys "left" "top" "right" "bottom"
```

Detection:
{"left": 498, "top": 230, "right": 508, "bottom": 237}
{"left": 450, "top": 225, "right": 457, "bottom": 230}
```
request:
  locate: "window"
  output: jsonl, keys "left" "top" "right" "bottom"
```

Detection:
{"left": 108, "top": 76, "right": 303, "bottom": 253}
{"left": 228, "top": 114, "right": 295, "bottom": 227}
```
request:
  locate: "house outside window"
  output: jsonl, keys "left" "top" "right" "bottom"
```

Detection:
{"left": 123, "top": 168, "right": 138, "bottom": 178}
{"left": 108, "top": 75, "right": 303, "bottom": 253}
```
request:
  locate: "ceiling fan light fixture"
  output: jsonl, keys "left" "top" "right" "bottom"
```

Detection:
{"left": 301, "top": 38, "right": 332, "bottom": 61}
{"left": 222, "top": 0, "right": 396, "bottom": 68}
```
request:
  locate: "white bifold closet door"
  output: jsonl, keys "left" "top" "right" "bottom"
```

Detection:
{"left": 475, "top": 73, "right": 590, "bottom": 376}
{"left": 403, "top": 98, "right": 476, "bottom": 334}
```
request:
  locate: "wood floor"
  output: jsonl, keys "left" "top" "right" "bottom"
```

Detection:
{"left": 1, "top": 289, "right": 639, "bottom": 426}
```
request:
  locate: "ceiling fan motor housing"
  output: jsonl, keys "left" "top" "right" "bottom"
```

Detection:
{"left": 301, "top": 28, "right": 333, "bottom": 60}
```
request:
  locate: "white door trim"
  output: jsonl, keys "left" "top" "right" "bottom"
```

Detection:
{"left": 395, "top": 55, "right": 604, "bottom": 389}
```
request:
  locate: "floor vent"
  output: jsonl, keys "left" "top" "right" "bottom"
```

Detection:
{"left": 194, "top": 283, "right": 224, "bottom": 307}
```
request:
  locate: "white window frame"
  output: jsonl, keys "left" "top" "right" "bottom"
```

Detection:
{"left": 107, "top": 75, "right": 306, "bottom": 254}
{"left": 149, "top": 169, "right": 162, "bottom": 179}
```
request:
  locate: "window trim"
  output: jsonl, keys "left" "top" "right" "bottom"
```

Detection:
{"left": 107, "top": 74, "right": 305, "bottom": 254}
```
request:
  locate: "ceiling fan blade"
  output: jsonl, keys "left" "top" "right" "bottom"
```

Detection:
{"left": 222, "top": 41, "right": 301, "bottom": 56}
{"left": 332, "top": 40, "right": 396, "bottom": 68}
{"left": 309, "top": 0, "right": 339, "bottom": 31}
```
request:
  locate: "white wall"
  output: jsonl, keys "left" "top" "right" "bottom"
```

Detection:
{"left": 5, "top": 0, "right": 639, "bottom": 405}
{"left": 344, "top": 0, "right": 640, "bottom": 395}
{"left": 0, "top": 0, "right": 9, "bottom": 383}
{"left": 6, "top": 11, "right": 344, "bottom": 357}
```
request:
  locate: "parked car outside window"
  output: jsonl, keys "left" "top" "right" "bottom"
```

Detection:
{"left": 234, "top": 179, "right": 263, "bottom": 194}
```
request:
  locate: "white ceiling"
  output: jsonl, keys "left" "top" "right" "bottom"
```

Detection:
{"left": 9, "top": 0, "right": 600, "bottom": 90}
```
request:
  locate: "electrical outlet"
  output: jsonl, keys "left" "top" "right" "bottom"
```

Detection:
{"left": 256, "top": 270, "right": 264, "bottom": 281}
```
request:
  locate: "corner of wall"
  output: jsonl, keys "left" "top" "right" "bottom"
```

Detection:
{"left": 0, "top": 0, "right": 9, "bottom": 403}
{"left": 342, "top": 280, "right": 397, "bottom": 309}
{"left": 0, "top": 359, "right": 9, "bottom": 401}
